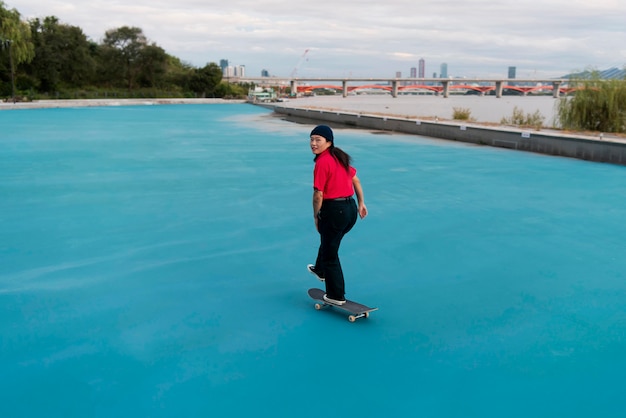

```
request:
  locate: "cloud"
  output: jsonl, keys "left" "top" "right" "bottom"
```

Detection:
{"left": 7, "top": 0, "right": 626, "bottom": 77}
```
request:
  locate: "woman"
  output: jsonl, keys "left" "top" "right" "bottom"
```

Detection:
{"left": 307, "top": 125, "right": 368, "bottom": 305}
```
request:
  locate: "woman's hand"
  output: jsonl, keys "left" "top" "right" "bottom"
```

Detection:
{"left": 352, "top": 176, "right": 367, "bottom": 219}
{"left": 358, "top": 203, "right": 368, "bottom": 219}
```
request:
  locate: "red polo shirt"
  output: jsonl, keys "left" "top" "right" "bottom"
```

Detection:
{"left": 313, "top": 149, "right": 356, "bottom": 199}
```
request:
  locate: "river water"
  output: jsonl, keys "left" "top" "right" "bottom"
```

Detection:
{"left": 274, "top": 94, "right": 562, "bottom": 126}
{"left": 2, "top": 103, "right": 625, "bottom": 417}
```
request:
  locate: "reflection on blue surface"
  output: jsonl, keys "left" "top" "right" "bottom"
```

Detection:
{"left": 1, "top": 104, "right": 625, "bottom": 417}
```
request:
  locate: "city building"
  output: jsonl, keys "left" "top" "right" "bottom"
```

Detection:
{"left": 419, "top": 58, "right": 425, "bottom": 78}
{"left": 221, "top": 63, "right": 246, "bottom": 78}
{"left": 261, "top": 69, "right": 270, "bottom": 77}
{"left": 440, "top": 63, "right": 448, "bottom": 78}
{"left": 220, "top": 59, "right": 229, "bottom": 74}
{"left": 508, "top": 66, "right": 516, "bottom": 79}
{"left": 410, "top": 67, "right": 417, "bottom": 78}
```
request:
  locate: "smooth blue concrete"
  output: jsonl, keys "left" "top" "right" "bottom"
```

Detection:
{"left": 1, "top": 104, "right": 625, "bottom": 417}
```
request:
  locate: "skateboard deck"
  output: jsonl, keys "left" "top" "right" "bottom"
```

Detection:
{"left": 308, "top": 288, "right": 378, "bottom": 322}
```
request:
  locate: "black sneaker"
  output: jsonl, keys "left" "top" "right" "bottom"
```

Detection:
{"left": 307, "top": 264, "right": 325, "bottom": 281}
{"left": 323, "top": 294, "right": 346, "bottom": 306}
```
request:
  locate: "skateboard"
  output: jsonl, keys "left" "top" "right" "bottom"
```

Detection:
{"left": 308, "top": 288, "right": 378, "bottom": 322}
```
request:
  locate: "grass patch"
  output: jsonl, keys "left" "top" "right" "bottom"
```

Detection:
{"left": 501, "top": 107, "right": 545, "bottom": 129}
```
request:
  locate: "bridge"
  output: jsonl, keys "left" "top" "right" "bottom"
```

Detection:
{"left": 231, "top": 77, "right": 571, "bottom": 98}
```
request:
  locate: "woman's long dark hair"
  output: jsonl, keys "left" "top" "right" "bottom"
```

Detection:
{"left": 315, "top": 144, "right": 352, "bottom": 172}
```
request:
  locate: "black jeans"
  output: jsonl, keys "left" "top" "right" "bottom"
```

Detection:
{"left": 314, "top": 198, "right": 358, "bottom": 300}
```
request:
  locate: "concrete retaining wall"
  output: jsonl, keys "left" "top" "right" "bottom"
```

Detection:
{"left": 268, "top": 105, "right": 626, "bottom": 166}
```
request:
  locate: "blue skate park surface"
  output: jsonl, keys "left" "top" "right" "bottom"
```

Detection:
{"left": 1, "top": 103, "right": 625, "bottom": 417}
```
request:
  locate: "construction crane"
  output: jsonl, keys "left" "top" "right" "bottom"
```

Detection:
{"left": 290, "top": 49, "right": 310, "bottom": 78}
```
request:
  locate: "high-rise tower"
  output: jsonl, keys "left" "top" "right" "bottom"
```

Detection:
{"left": 508, "top": 66, "right": 516, "bottom": 79}
{"left": 440, "top": 63, "right": 448, "bottom": 78}
{"left": 220, "top": 59, "right": 229, "bottom": 76}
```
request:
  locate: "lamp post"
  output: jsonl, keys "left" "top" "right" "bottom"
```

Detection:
{"left": 1, "top": 38, "right": 16, "bottom": 103}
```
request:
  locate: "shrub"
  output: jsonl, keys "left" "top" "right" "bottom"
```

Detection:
{"left": 501, "top": 106, "right": 545, "bottom": 129}
{"left": 557, "top": 76, "right": 626, "bottom": 133}
{"left": 452, "top": 107, "right": 472, "bottom": 120}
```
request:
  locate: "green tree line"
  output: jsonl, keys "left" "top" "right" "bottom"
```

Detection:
{"left": 0, "top": 1, "right": 249, "bottom": 100}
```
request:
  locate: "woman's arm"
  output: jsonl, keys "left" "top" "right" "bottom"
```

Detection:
{"left": 352, "top": 175, "right": 368, "bottom": 219}
{"left": 313, "top": 189, "right": 324, "bottom": 230}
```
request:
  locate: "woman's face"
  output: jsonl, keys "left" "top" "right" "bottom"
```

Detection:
{"left": 310, "top": 135, "right": 332, "bottom": 155}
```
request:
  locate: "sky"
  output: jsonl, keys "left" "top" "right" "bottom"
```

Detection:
{"left": 5, "top": 0, "right": 626, "bottom": 79}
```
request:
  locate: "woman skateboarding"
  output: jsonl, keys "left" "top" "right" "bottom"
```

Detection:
{"left": 307, "top": 125, "right": 368, "bottom": 305}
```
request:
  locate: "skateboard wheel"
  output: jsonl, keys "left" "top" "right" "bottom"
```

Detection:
{"left": 364, "top": 312, "right": 370, "bottom": 318}
{"left": 348, "top": 315, "right": 356, "bottom": 322}
{"left": 315, "top": 303, "right": 322, "bottom": 310}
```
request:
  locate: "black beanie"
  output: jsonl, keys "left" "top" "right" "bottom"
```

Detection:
{"left": 310, "top": 125, "right": 334, "bottom": 143}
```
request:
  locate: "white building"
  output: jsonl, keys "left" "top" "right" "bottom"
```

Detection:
{"left": 223, "top": 65, "right": 246, "bottom": 77}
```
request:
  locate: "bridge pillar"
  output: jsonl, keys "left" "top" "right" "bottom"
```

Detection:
{"left": 552, "top": 81, "right": 562, "bottom": 98}
{"left": 290, "top": 80, "right": 298, "bottom": 97}
{"left": 391, "top": 80, "right": 398, "bottom": 98}
{"left": 441, "top": 81, "right": 449, "bottom": 98}
{"left": 495, "top": 81, "right": 503, "bottom": 98}
{"left": 342, "top": 80, "right": 348, "bottom": 98}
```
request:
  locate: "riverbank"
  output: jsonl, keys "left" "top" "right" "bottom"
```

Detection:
{"left": 263, "top": 96, "right": 626, "bottom": 166}
{"left": 0, "top": 98, "right": 246, "bottom": 110}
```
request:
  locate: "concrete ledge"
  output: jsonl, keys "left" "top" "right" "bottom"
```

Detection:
{"left": 267, "top": 104, "right": 626, "bottom": 166}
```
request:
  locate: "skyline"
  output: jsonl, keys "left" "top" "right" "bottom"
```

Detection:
{"left": 5, "top": 0, "right": 626, "bottom": 79}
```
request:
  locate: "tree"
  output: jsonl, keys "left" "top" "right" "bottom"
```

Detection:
{"left": 163, "top": 55, "right": 195, "bottom": 93}
{"left": 0, "top": 1, "right": 34, "bottom": 98}
{"left": 135, "top": 43, "right": 168, "bottom": 89}
{"left": 101, "top": 26, "right": 148, "bottom": 90}
{"left": 94, "top": 42, "right": 125, "bottom": 88}
{"left": 1, "top": 3, "right": 237, "bottom": 98}
{"left": 557, "top": 74, "right": 626, "bottom": 133}
{"left": 25, "top": 16, "right": 96, "bottom": 92}
{"left": 189, "top": 63, "right": 223, "bottom": 97}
